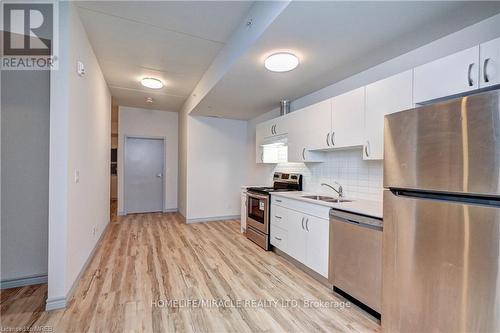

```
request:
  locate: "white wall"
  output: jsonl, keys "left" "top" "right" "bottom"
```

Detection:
{"left": 178, "top": 109, "right": 188, "bottom": 217}
{"left": 48, "top": 2, "right": 111, "bottom": 309}
{"left": 274, "top": 151, "right": 383, "bottom": 202}
{"left": 179, "top": 115, "right": 247, "bottom": 221}
{"left": 1, "top": 70, "right": 50, "bottom": 284}
{"left": 118, "top": 107, "right": 178, "bottom": 213}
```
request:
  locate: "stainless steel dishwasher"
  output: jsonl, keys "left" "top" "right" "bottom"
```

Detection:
{"left": 329, "top": 209, "right": 383, "bottom": 313}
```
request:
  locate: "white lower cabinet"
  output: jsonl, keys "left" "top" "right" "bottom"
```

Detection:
{"left": 270, "top": 199, "right": 330, "bottom": 278}
{"left": 304, "top": 215, "right": 329, "bottom": 277}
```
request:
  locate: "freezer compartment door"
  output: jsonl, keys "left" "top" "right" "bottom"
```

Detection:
{"left": 384, "top": 89, "right": 500, "bottom": 196}
{"left": 382, "top": 190, "right": 500, "bottom": 333}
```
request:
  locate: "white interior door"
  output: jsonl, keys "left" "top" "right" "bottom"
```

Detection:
{"left": 125, "top": 137, "right": 164, "bottom": 214}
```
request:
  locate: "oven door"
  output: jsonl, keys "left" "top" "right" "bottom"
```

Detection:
{"left": 246, "top": 192, "right": 269, "bottom": 234}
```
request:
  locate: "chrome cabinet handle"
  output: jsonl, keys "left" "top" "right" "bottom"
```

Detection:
{"left": 326, "top": 132, "right": 330, "bottom": 146}
{"left": 274, "top": 236, "right": 282, "bottom": 241}
{"left": 301, "top": 217, "right": 305, "bottom": 230}
{"left": 331, "top": 132, "right": 335, "bottom": 146}
{"left": 365, "top": 141, "right": 370, "bottom": 157}
{"left": 483, "top": 58, "right": 490, "bottom": 83}
{"left": 260, "top": 151, "right": 264, "bottom": 162}
{"left": 467, "top": 63, "right": 474, "bottom": 87}
{"left": 275, "top": 215, "right": 282, "bottom": 219}
{"left": 274, "top": 124, "right": 277, "bottom": 134}
{"left": 305, "top": 218, "right": 309, "bottom": 231}
{"left": 302, "top": 148, "right": 306, "bottom": 160}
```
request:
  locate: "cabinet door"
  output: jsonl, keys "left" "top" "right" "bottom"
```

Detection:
{"left": 300, "top": 99, "right": 332, "bottom": 150}
{"left": 286, "top": 211, "right": 307, "bottom": 263}
{"left": 331, "top": 87, "right": 365, "bottom": 148}
{"left": 413, "top": 46, "right": 479, "bottom": 104}
{"left": 480, "top": 37, "right": 500, "bottom": 88}
{"left": 364, "top": 70, "right": 413, "bottom": 160}
{"left": 305, "top": 215, "right": 329, "bottom": 277}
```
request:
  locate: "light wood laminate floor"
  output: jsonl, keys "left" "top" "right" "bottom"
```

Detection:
{"left": 1, "top": 213, "right": 380, "bottom": 333}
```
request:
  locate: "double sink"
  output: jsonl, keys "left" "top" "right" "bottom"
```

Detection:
{"left": 301, "top": 195, "right": 352, "bottom": 203}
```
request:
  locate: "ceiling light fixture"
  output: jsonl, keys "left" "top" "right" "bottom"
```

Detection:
{"left": 141, "top": 77, "right": 163, "bottom": 89}
{"left": 264, "top": 52, "right": 299, "bottom": 72}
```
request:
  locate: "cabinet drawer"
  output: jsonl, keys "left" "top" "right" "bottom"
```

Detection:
{"left": 271, "top": 204, "right": 288, "bottom": 230}
{"left": 270, "top": 225, "right": 287, "bottom": 252}
{"left": 272, "top": 195, "right": 330, "bottom": 220}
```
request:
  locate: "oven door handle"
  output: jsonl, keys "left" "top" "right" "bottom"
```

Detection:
{"left": 247, "top": 193, "right": 269, "bottom": 201}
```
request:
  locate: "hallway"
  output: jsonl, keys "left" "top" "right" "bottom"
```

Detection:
{"left": 1, "top": 213, "right": 379, "bottom": 332}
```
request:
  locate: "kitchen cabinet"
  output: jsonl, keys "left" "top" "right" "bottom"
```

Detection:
{"left": 304, "top": 214, "right": 329, "bottom": 277}
{"left": 413, "top": 46, "right": 479, "bottom": 104}
{"left": 299, "top": 99, "right": 332, "bottom": 150}
{"left": 255, "top": 116, "right": 289, "bottom": 163}
{"left": 270, "top": 197, "right": 330, "bottom": 278}
{"left": 364, "top": 70, "right": 413, "bottom": 160}
{"left": 331, "top": 87, "right": 365, "bottom": 149}
{"left": 480, "top": 37, "right": 500, "bottom": 88}
{"left": 286, "top": 100, "right": 328, "bottom": 162}
{"left": 286, "top": 210, "right": 307, "bottom": 263}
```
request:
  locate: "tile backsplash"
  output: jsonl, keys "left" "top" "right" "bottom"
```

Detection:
{"left": 274, "top": 148, "right": 383, "bottom": 202}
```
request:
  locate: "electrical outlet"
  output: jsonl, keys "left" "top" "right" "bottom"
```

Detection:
{"left": 74, "top": 170, "right": 80, "bottom": 183}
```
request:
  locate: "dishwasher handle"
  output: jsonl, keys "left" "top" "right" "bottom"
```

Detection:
{"left": 329, "top": 209, "right": 382, "bottom": 230}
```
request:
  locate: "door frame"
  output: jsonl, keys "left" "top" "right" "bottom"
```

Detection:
{"left": 123, "top": 135, "right": 166, "bottom": 215}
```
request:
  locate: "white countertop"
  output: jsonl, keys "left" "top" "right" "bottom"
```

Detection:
{"left": 271, "top": 191, "right": 383, "bottom": 219}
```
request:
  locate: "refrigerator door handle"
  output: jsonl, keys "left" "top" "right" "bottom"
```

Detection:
{"left": 391, "top": 189, "right": 500, "bottom": 207}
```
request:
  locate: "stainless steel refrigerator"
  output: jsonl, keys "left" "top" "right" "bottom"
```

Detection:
{"left": 383, "top": 89, "right": 500, "bottom": 332}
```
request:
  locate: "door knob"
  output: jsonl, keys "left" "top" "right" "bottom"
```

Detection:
{"left": 156, "top": 173, "right": 163, "bottom": 178}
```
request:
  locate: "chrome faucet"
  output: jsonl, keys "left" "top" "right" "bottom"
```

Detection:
{"left": 321, "top": 182, "right": 344, "bottom": 197}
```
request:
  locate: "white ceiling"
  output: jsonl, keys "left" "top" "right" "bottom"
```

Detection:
{"left": 192, "top": 1, "right": 500, "bottom": 120}
{"left": 76, "top": 1, "right": 253, "bottom": 111}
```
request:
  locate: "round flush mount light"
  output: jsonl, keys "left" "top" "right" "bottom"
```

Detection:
{"left": 141, "top": 77, "right": 163, "bottom": 89}
{"left": 264, "top": 52, "right": 299, "bottom": 72}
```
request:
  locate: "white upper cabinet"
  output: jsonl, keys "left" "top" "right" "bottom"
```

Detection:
{"left": 331, "top": 87, "right": 365, "bottom": 149}
{"left": 364, "top": 70, "right": 414, "bottom": 160}
{"left": 256, "top": 116, "right": 288, "bottom": 142}
{"left": 255, "top": 116, "right": 289, "bottom": 163}
{"left": 287, "top": 102, "right": 327, "bottom": 163}
{"left": 300, "top": 99, "right": 332, "bottom": 150}
{"left": 480, "top": 37, "right": 500, "bottom": 88}
{"left": 413, "top": 46, "right": 480, "bottom": 104}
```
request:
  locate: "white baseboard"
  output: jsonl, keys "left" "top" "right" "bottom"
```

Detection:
{"left": 163, "top": 208, "right": 178, "bottom": 213}
{"left": 187, "top": 215, "right": 240, "bottom": 224}
{"left": 117, "top": 211, "right": 126, "bottom": 216}
{"left": 0, "top": 274, "right": 48, "bottom": 289}
{"left": 45, "top": 296, "right": 67, "bottom": 311}
{"left": 45, "top": 222, "right": 110, "bottom": 311}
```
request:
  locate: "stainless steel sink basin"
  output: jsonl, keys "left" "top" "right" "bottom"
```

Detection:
{"left": 301, "top": 195, "right": 352, "bottom": 203}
